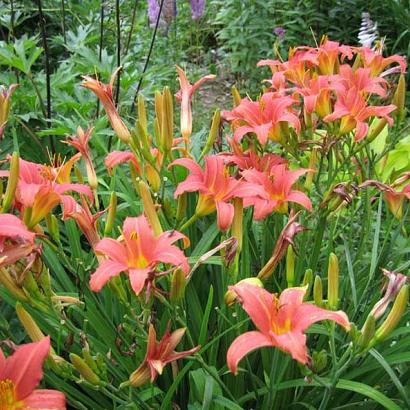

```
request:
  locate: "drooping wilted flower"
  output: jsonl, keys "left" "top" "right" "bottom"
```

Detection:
{"left": 190, "top": 0, "right": 206, "bottom": 20}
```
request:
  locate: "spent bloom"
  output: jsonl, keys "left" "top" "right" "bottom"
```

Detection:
{"left": 227, "top": 284, "right": 350, "bottom": 373}
{"left": 175, "top": 66, "right": 215, "bottom": 141}
{"left": 172, "top": 156, "right": 264, "bottom": 231}
{"left": 90, "top": 215, "right": 189, "bottom": 296}
{"left": 82, "top": 68, "right": 131, "bottom": 143}
{"left": 370, "top": 269, "right": 409, "bottom": 320}
{"left": 128, "top": 324, "right": 199, "bottom": 387}
{"left": 0, "top": 336, "right": 66, "bottom": 409}
{"left": 0, "top": 84, "right": 17, "bottom": 140}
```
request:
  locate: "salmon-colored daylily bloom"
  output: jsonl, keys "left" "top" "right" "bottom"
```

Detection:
{"left": 358, "top": 47, "right": 407, "bottom": 77}
{"left": 315, "top": 39, "right": 353, "bottom": 75}
{"left": 241, "top": 164, "right": 312, "bottom": 220}
{"left": 61, "top": 196, "right": 104, "bottom": 247}
{"left": 331, "top": 65, "right": 387, "bottom": 97}
{"left": 223, "top": 93, "right": 300, "bottom": 144}
{"left": 360, "top": 179, "right": 410, "bottom": 218}
{"left": 105, "top": 150, "right": 141, "bottom": 174}
{"left": 171, "top": 156, "right": 264, "bottom": 231}
{"left": 227, "top": 284, "right": 350, "bottom": 373}
{"left": 0, "top": 214, "right": 37, "bottom": 268}
{"left": 11, "top": 158, "right": 92, "bottom": 228}
{"left": 370, "top": 269, "right": 409, "bottom": 320}
{"left": 0, "top": 336, "right": 66, "bottom": 409}
{"left": 220, "top": 138, "right": 287, "bottom": 172}
{"left": 0, "top": 84, "right": 18, "bottom": 139}
{"left": 65, "top": 126, "right": 98, "bottom": 190}
{"left": 298, "top": 75, "right": 333, "bottom": 117}
{"left": 82, "top": 68, "right": 131, "bottom": 143}
{"left": 90, "top": 215, "right": 189, "bottom": 295}
{"left": 324, "top": 88, "right": 396, "bottom": 141}
{"left": 175, "top": 65, "right": 216, "bottom": 141}
{"left": 128, "top": 324, "right": 200, "bottom": 387}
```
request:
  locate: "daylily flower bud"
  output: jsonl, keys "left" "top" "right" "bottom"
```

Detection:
{"left": 0, "top": 84, "right": 17, "bottom": 139}
{"left": 225, "top": 277, "right": 264, "bottom": 306}
{"left": 231, "top": 86, "right": 241, "bottom": 107}
{"left": 104, "top": 192, "right": 117, "bottom": 236}
{"left": 393, "top": 74, "right": 406, "bottom": 123}
{"left": 46, "top": 214, "right": 60, "bottom": 243}
{"left": 70, "top": 353, "right": 100, "bottom": 385}
{"left": 311, "top": 349, "right": 328, "bottom": 373}
{"left": 138, "top": 94, "right": 148, "bottom": 134}
{"left": 138, "top": 180, "right": 163, "bottom": 236}
{"left": 155, "top": 91, "right": 163, "bottom": 140}
{"left": 0, "top": 267, "right": 28, "bottom": 301}
{"left": 302, "top": 269, "right": 313, "bottom": 299}
{"left": 199, "top": 110, "right": 220, "bottom": 160}
{"left": 304, "top": 149, "right": 317, "bottom": 192}
{"left": 176, "top": 193, "right": 187, "bottom": 223}
{"left": 145, "top": 163, "right": 161, "bottom": 192}
{"left": 128, "top": 364, "right": 151, "bottom": 387}
{"left": 2, "top": 151, "right": 19, "bottom": 213}
{"left": 368, "top": 118, "right": 388, "bottom": 142}
{"left": 231, "top": 198, "right": 243, "bottom": 252}
{"left": 327, "top": 253, "right": 339, "bottom": 309}
{"left": 15, "top": 302, "right": 45, "bottom": 342}
{"left": 286, "top": 246, "right": 295, "bottom": 287}
{"left": 23, "top": 271, "right": 42, "bottom": 300}
{"left": 357, "top": 315, "right": 376, "bottom": 350}
{"left": 170, "top": 267, "right": 187, "bottom": 303}
{"left": 313, "top": 275, "right": 323, "bottom": 306}
{"left": 135, "top": 120, "right": 150, "bottom": 157}
{"left": 374, "top": 285, "right": 409, "bottom": 342}
{"left": 161, "top": 86, "right": 174, "bottom": 155}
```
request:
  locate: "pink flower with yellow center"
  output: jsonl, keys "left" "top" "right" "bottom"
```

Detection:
{"left": 324, "top": 88, "right": 396, "bottom": 141}
{"left": 128, "top": 324, "right": 199, "bottom": 387}
{"left": 82, "top": 68, "right": 131, "bottom": 143}
{"left": 227, "top": 284, "right": 350, "bottom": 373}
{"left": 241, "top": 164, "right": 312, "bottom": 220}
{"left": 0, "top": 336, "right": 66, "bottom": 409}
{"left": 223, "top": 93, "right": 300, "bottom": 145}
{"left": 358, "top": 47, "right": 407, "bottom": 77}
{"left": 90, "top": 215, "right": 189, "bottom": 295}
{"left": 171, "top": 156, "right": 264, "bottom": 231}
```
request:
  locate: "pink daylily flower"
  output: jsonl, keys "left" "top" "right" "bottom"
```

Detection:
{"left": 241, "top": 164, "right": 312, "bottom": 220}
{"left": 105, "top": 150, "right": 141, "bottom": 175}
{"left": 10, "top": 158, "right": 92, "bottom": 228}
{"left": 315, "top": 40, "right": 353, "bottom": 75}
{"left": 90, "top": 215, "right": 189, "bottom": 296}
{"left": 0, "top": 214, "right": 37, "bottom": 268}
{"left": 82, "top": 68, "right": 131, "bottom": 143}
{"left": 65, "top": 126, "right": 98, "bottom": 190}
{"left": 298, "top": 75, "right": 333, "bottom": 117}
{"left": 0, "top": 336, "right": 66, "bottom": 409}
{"left": 324, "top": 88, "right": 396, "bottom": 141}
{"left": 358, "top": 47, "right": 407, "bottom": 77}
{"left": 129, "top": 324, "right": 199, "bottom": 387}
{"left": 61, "top": 196, "right": 105, "bottom": 247}
{"left": 171, "top": 156, "right": 264, "bottom": 231}
{"left": 227, "top": 284, "right": 350, "bottom": 373}
{"left": 331, "top": 65, "right": 388, "bottom": 97}
{"left": 175, "top": 65, "right": 216, "bottom": 140}
{"left": 223, "top": 93, "right": 300, "bottom": 145}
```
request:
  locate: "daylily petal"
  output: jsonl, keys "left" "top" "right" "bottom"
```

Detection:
{"left": 271, "top": 331, "right": 309, "bottom": 364}
{"left": 227, "top": 331, "right": 272, "bottom": 375}
{"left": 3, "top": 337, "right": 50, "bottom": 400}
{"left": 95, "top": 238, "right": 128, "bottom": 264}
{"left": 215, "top": 201, "right": 234, "bottom": 231}
{"left": 128, "top": 268, "right": 150, "bottom": 295}
{"left": 89, "top": 260, "right": 127, "bottom": 292}
{"left": 23, "top": 389, "right": 66, "bottom": 409}
{"left": 287, "top": 191, "right": 312, "bottom": 210}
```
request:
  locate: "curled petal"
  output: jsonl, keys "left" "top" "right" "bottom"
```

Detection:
{"left": 270, "top": 331, "right": 309, "bottom": 364}
{"left": 89, "top": 260, "right": 127, "bottom": 292}
{"left": 227, "top": 331, "right": 272, "bottom": 374}
{"left": 129, "top": 268, "right": 150, "bottom": 295}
